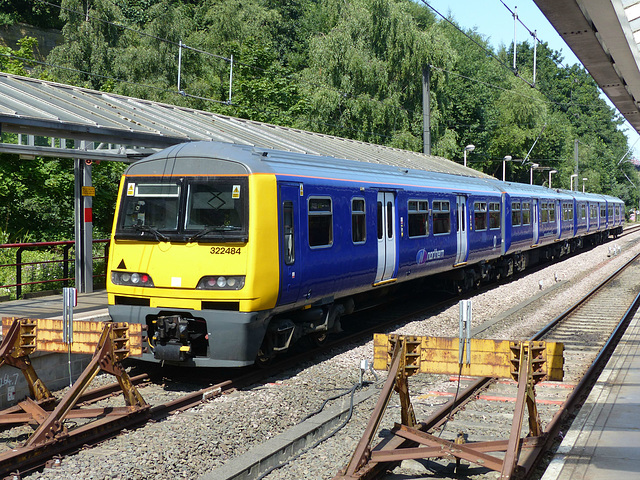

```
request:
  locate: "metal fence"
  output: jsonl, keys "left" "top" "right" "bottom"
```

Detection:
{"left": 0, "top": 239, "right": 109, "bottom": 300}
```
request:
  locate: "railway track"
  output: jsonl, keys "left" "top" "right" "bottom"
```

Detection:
{"left": 1, "top": 230, "right": 638, "bottom": 479}
{"left": 360, "top": 250, "right": 640, "bottom": 479}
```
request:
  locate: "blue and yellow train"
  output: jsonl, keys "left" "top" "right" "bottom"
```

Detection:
{"left": 106, "top": 141, "right": 625, "bottom": 367}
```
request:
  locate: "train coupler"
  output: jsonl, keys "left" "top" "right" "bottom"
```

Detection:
{"left": 152, "top": 315, "right": 196, "bottom": 362}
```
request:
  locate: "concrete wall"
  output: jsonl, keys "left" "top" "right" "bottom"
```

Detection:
{"left": 0, "top": 23, "right": 62, "bottom": 59}
{"left": 0, "top": 352, "right": 91, "bottom": 409}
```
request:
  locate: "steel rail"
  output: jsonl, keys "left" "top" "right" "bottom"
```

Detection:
{"left": 0, "top": 377, "right": 232, "bottom": 478}
{"left": 519, "top": 288, "right": 640, "bottom": 476}
{"left": 3, "top": 235, "right": 637, "bottom": 478}
{"left": 339, "top": 248, "right": 640, "bottom": 480}
{"left": 532, "top": 251, "right": 640, "bottom": 340}
{"left": 0, "top": 359, "right": 315, "bottom": 477}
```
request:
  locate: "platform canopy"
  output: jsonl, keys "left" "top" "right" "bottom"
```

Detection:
{"left": 535, "top": 0, "right": 640, "bottom": 134}
{"left": 0, "top": 71, "right": 493, "bottom": 178}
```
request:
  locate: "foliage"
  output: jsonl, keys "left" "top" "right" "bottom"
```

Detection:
{"left": 298, "top": 0, "right": 453, "bottom": 149}
{"left": 0, "top": 154, "right": 125, "bottom": 242}
{"left": 0, "top": 0, "right": 63, "bottom": 28}
{"left": 0, "top": 36, "right": 37, "bottom": 75}
{"left": 0, "top": 0, "right": 639, "bottom": 247}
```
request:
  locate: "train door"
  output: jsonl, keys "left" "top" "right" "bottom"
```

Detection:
{"left": 532, "top": 199, "right": 539, "bottom": 245}
{"left": 556, "top": 201, "right": 562, "bottom": 239}
{"left": 277, "top": 183, "right": 301, "bottom": 304}
{"left": 455, "top": 195, "right": 468, "bottom": 265}
{"left": 375, "top": 192, "right": 397, "bottom": 283}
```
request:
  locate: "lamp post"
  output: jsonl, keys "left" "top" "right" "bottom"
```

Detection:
{"left": 583, "top": 177, "right": 588, "bottom": 193}
{"left": 549, "top": 169, "right": 557, "bottom": 189}
{"left": 463, "top": 144, "right": 475, "bottom": 167}
{"left": 529, "top": 163, "right": 539, "bottom": 185}
{"left": 502, "top": 155, "right": 512, "bottom": 181}
{"left": 570, "top": 174, "right": 578, "bottom": 191}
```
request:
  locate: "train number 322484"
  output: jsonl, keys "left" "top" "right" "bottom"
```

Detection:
{"left": 210, "top": 246, "right": 242, "bottom": 255}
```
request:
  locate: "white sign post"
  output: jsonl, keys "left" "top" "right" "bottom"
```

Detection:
{"left": 63, "top": 287, "right": 77, "bottom": 386}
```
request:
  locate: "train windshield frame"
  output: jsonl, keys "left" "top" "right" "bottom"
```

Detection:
{"left": 115, "top": 176, "right": 249, "bottom": 243}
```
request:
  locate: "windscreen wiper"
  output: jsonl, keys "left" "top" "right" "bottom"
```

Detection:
{"left": 132, "top": 224, "right": 170, "bottom": 242}
{"left": 188, "top": 225, "right": 242, "bottom": 242}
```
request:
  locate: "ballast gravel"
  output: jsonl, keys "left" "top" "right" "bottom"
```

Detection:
{"left": 23, "top": 232, "right": 640, "bottom": 480}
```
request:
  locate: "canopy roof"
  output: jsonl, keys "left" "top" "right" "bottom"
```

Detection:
{"left": 0, "top": 72, "right": 490, "bottom": 178}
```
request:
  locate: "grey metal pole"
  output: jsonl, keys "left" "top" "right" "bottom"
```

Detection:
{"left": 83, "top": 159, "right": 93, "bottom": 293}
{"left": 422, "top": 65, "right": 431, "bottom": 155}
{"left": 74, "top": 158, "right": 84, "bottom": 292}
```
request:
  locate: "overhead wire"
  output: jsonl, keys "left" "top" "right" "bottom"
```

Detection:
{"left": 422, "top": 0, "right": 613, "bottom": 114}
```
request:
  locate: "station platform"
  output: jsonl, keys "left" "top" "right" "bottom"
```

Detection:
{"left": 541, "top": 306, "right": 640, "bottom": 479}
{"left": 0, "top": 289, "right": 110, "bottom": 324}
{"left": 0, "top": 291, "right": 111, "bottom": 409}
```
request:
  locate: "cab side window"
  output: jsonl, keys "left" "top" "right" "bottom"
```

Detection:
{"left": 283, "top": 201, "right": 295, "bottom": 264}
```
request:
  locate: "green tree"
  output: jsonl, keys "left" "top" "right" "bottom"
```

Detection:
{"left": 46, "top": 0, "right": 124, "bottom": 90}
{"left": 0, "top": 0, "right": 63, "bottom": 28}
{"left": 299, "top": 0, "right": 454, "bottom": 150}
{"left": 0, "top": 36, "right": 37, "bottom": 75}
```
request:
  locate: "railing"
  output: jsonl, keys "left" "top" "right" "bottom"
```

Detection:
{"left": 0, "top": 239, "right": 109, "bottom": 300}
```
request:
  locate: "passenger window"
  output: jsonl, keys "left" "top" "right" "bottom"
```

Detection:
{"left": 489, "top": 202, "right": 500, "bottom": 229}
{"left": 522, "top": 202, "right": 531, "bottom": 225}
{"left": 352, "top": 198, "right": 366, "bottom": 243}
{"left": 283, "top": 201, "right": 295, "bottom": 265}
{"left": 408, "top": 200, "right": 429, "bottom": 237}
{"left": 600, "top": 205, "right": 605, "bottom": 218}
{"left": 563, "top": 203, "right": 573, "bottom": 221}
{"left": 474, "top": 201, "right": 487, "bottom": 231}
{"left": 580, "top": 204, "right": 586, "bottom": 220}
{"left": 308, "top": 197, "right": 333, "bottom": 247}
{"left": 549, "top": 203, "right": 556, "bottom": 222}
{"left": 541, "top": 203, "right": 548, "bottom": 223}
{"left": 512, "top": 202, "right": 521, "bottom": 226}
{"left": 433, "top": 200, "right": 450, "bottom": 235}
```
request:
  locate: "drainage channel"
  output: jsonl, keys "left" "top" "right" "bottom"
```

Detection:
{"left": 202, "top": 384, "right": 381, "bottom": 480}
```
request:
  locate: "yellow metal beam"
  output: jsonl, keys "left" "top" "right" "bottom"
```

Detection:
{"left": 1, "top": 317, "right": 143, "bottom": 357}
{"left": 373, "top": 334, "right": 563, "bottom": 382}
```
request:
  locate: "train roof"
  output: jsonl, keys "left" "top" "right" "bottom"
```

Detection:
{"left": 127, "top": 142, "right": 625, "bottom": 206}
{"left": 128, "top": 141, "right": 504, "bottom": 195}
{"left": 556, "top": 189, "right": 623, "bottom": 204}
{"left": 490, "top": 180, "right": 573, "bottom": 200}
{"left": 127, "top": 134, "right": 496, "bottom": 179}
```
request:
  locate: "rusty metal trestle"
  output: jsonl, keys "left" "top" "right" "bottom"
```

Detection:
{"left": 0, "top": 318, "right": 147, "bottom": 448}
{"left": 334, "top": 334, "right": 564, "bottom": 480}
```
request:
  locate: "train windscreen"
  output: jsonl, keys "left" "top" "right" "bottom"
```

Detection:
{"left": 115, "top": 177, "right": 248, "bottom": 242}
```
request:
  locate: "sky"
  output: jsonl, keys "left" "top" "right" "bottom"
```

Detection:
{"left": 424, "top": 0, "right": 640, "bottom": 160}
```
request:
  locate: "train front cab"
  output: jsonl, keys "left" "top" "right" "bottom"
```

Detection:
{"left": 107, "top": 145, "right": 284, "bottom": 367}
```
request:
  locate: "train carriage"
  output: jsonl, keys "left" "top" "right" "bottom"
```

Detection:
{"left": 107, "top": 141, "right": 625, "bottom": 367}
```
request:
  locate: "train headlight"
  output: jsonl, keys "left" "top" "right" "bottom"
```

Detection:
{"left": 111, "top": 271, "right": 155, "bottom": 287}
{"left": 196, "top": 275, "right": 245, "bottom": 290}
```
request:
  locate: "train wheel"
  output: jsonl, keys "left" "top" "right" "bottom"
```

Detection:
{"left": 256, "top": 347, "right": 275, "bottom": 367}
{"left": 310, "top": 332, "right": 329, "bottom": 347}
